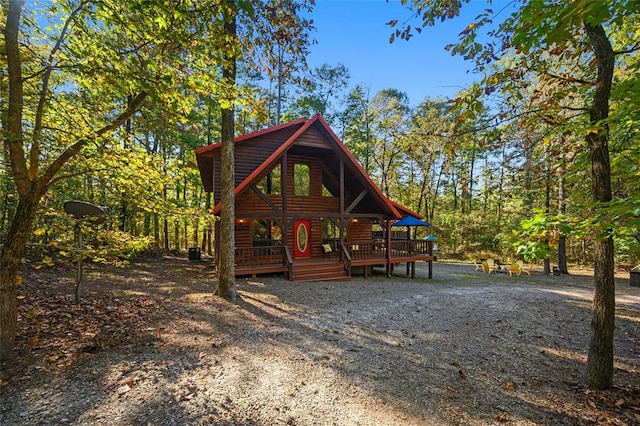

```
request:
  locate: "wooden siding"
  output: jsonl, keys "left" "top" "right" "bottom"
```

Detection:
{"left": 235, "top": 221, "right": 252, "bottom": 248}
{"left": 347, "top": 220, "right": 373, "bottom": 242}
{"left": 210, "top": 126, "right": 301, "bottom": 205}
{"left": 293, "top": 126, "right": 332, "bottom": 149}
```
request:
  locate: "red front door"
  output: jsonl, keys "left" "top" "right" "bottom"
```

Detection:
{"left": 294, "top": 220, "right": 311, "bottom": 258}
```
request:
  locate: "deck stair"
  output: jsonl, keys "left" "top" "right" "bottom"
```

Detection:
{"left": 291, "top": 258, "right": 350, "bottom": 282}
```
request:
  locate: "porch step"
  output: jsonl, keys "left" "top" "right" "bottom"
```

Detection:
{"left": 292, "top": 260, "right": 350, "bottom": 282}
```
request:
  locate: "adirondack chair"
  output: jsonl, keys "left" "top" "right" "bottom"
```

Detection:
{"left": 508, "top": 263, "right": 521, "bottom": 277}
{"left": 516, "top": 260, "right": 531, "bottom": 276}
{"left": 474, "top": 260, "right": 483, "bottom": 271}
{"left": 482, "top": 259, "right": 498, "bottom": 274}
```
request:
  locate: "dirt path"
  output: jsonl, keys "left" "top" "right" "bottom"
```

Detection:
{"left": 1, "top": 257, "right": 639, "bottom": 425}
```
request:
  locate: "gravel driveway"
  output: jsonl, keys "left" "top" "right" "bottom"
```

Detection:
{"left": 1, "top": 258, "right": 639, "bottom": 425}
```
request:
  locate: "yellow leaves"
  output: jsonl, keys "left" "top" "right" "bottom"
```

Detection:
{"left": 587, "top": 125, "right": 602, "bottom": 135}
{"left": 46, "top": 355, "right": 60, "bottom": 363}
{"left": 460, "top": 23, "right": 475, "bottom": 36}
{"left": 42, "top": 256, "right": 54, "bottom": 266}
{"left": 16, "top": 275, "right": 23, "bottom": 285}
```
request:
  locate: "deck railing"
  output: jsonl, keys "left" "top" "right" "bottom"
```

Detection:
{"left": 348, "top": 241, "right": 386, "bottom": 261}
{"left": 234, "top": 245, "right": 285, "bottom": 266}
{"left": 389, "top": 239, "right": 431, "bottom": 256}
{"left": 234, "top": 239, "right": 432, "bottom": 267}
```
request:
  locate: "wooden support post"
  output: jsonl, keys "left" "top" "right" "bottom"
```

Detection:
{"left": 386, "top": 219, "right": 392, "bottom": 278}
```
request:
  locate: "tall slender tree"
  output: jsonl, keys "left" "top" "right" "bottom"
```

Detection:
{"left": 216, "top": 2, "right": 238, "bottom": 301}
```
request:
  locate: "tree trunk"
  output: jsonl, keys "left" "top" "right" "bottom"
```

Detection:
{"left": 582, "top": 22, "right": 615, "bottom": 391}
{"left": 468, "top": 149, "right": 476, "bottom": 213}
{"left": 215, "top": 4, "right": 237, "bottom": 301}
{"left": 153, "top": 213, "right": 160, "bottom": 248}
{"left": 543, "top": 146, "right": 551, "bottom": 276}
{"left": 557, "top": 153, "right": 569, "bottom": 274}
{"left": 1, "top": 195, "right": 41, "bottom": 360}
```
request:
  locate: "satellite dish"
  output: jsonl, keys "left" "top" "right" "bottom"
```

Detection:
{"left": 63, "top": 201, "right": 107, "bottom": 303}
{"left": 64, "top": 201, "right": 106, "bottom": 224}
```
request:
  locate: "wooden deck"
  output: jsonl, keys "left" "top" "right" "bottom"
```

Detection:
{"left": 230, "top": 238, "right": 434, "bottom": 281}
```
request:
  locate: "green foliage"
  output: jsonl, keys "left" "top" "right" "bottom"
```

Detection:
{"left": 90, "top": 230, "right": 154, "bottom": 266}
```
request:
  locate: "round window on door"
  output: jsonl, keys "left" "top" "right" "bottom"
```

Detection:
{"left": 297, "top": 223, "right": 308, "bottom": 253}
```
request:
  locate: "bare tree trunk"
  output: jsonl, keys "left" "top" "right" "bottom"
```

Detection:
{"left": 1, "top": 196, "right": 41, "bottom": 360}
{"left": 543, "top": 146, "right": 551, "bottom": 275}
{"left": 1, "top": 0, "right": 34, "bottom": 361}
{"left": 467, "top": 149, "right": 476, "bottom": 213}
{"left": 164, "top": 218, "right": 169, "bottom": 251}
{"left": 174, "top": 184, "right": 180, "bottom": 250}
{"left": 582, "top": 22, "right": 615, "bottom": 391}
{"left": 144, "top": 213, "right": 151, "bottom": 237}
{"left": 557, "top": 152, "right": 569, "bottom": 274}
{"left": 120, "top": 95, "right": 134, "bottom": 232}
{"left": 153, "top": 213, "right": 160, "bottom": 248}
{"left": 215, "top": 3, "right": 237, "bottom": 301}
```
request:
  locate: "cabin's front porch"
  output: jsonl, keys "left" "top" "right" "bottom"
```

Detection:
{"left": 232, "top": 239, "right": 434, "bottom": 281}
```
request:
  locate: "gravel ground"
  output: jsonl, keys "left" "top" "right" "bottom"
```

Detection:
{"left": 1, "top": 257, "right": 639, "bottom": 425}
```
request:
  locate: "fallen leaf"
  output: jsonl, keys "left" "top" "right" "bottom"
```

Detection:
{"left": 117, "top": 384, "right": 131, "bottom": 395}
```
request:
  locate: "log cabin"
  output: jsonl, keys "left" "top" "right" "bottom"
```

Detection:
{"left": 195, "top": 114, "right": 434, "bottom": 281}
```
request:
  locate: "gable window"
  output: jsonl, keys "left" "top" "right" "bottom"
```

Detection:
{"left": 256, "top": 164, "right": 281, "bottom": 195}
{"left": 294, "top": 163, "right": 310, "bottom": 196}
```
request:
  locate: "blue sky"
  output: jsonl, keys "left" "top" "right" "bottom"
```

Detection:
{"left": 304, "top": 0, "right": 497, "bottom": 105}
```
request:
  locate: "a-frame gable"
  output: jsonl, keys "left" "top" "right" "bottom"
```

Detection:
{"left": 308, "top": 115, "right": 401, "bottom": 218}
{"left": 195, "top": 118, "right": 306, "bottom": 198}
{"left": 197, "top": 114, "right": 400, "bottom": 219}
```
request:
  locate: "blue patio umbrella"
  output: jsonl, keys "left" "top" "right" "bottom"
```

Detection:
{"left": 391, "top": 216, "right": 430, "bottom": 227}
{"left": 391, "top": 215, "right": 431, "bottom": 241}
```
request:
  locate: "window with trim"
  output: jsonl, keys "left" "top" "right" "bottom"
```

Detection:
{"left": 256, "top": 164, "right": 281, "bottom": 195}
{"left": 251, "top": 220, "right": 282, "bottom": 246}
{"left": 294, "top": 163, "right": 310, "bottom": 196}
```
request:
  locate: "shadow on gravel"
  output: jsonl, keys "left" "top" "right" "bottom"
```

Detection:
{"left": 1, "top": 257, "right": 638, "bottom": 425}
